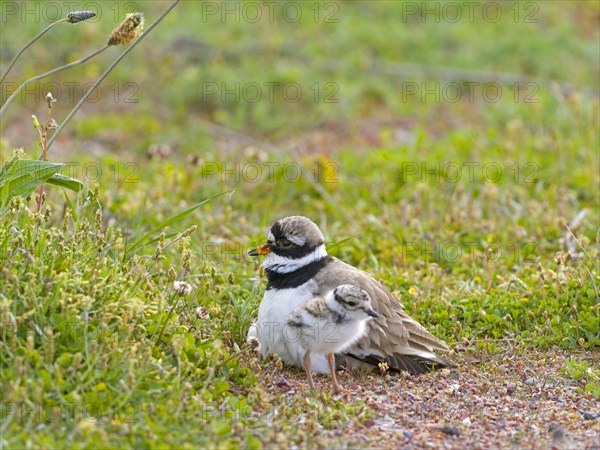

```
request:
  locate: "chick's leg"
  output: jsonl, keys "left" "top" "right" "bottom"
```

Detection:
{"left": 327, "top": 352, "right": 340, "bottom": 394}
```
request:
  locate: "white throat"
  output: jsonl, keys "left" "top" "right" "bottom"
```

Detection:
{"left": 263, "top": 244, "right": 328, "bottom": 273}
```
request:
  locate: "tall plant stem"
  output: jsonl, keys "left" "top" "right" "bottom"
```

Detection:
{"left": 0, "top": 18, "right": 69, "bottom": 84}
{"left": 46, "top": 0, "right": 181, "bottom": 152}
{"left": 0, "top": 45, "right": 110, "bottom": 119}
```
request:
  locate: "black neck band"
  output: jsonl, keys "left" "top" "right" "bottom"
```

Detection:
{"left": 266, "top": 256, "right": 333, "bottom": 290}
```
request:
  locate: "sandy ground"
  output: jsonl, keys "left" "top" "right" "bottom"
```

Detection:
{"left": 254, "top": 345, "right": 599, "bottom": 449}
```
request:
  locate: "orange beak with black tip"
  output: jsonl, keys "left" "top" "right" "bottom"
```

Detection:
{"left": 248, "top": 244, "right": 271, "bottom": 256}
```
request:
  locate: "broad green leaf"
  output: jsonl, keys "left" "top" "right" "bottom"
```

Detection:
{"left": 47, "top": 173, "right": 84, "bottom": 192}
{"left": 0, "top": 155, "right": 19, "bottom": 207}
{"left": 0, "top": 159, "right": 64, "bottom": 202}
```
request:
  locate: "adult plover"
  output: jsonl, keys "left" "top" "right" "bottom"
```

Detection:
{"left": 287, "top": 284, "right": 379, "bottom": 393}
{"left": 248, "top": 215, "right": 452, "bottom": 374}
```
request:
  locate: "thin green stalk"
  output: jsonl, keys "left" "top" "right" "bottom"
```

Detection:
{"left": 0, "top": 45, "right": 110, "bottom": 119}
{"left": 46, "top": 0, "right": 181, "bottom": 151}
{"left": 153, "top": 293, "right": 179, "bottom": 346}
{"left": 0, "top": 18, "right": 69, "bottom": 84}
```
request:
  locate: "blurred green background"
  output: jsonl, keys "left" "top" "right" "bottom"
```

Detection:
{"left": 1, "top": 0, "right": 598, "bottom": 260}
{"left": 1, "top": 0, "right": 598, "bottom": 225}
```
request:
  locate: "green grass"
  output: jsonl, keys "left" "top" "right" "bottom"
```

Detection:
{"left": 1, "top": 1, "right": 599, "bottom": 448}
{"left": 563, "top": 359, "right": 600, "bottom": 398}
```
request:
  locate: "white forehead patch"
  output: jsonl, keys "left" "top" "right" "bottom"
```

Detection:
{"left": 267, "top": 231, "right": 275, "bottom": 242}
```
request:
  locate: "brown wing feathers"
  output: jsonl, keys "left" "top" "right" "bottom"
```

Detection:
{"left": 315, "top": 257, "right": 452, "bottom": 374}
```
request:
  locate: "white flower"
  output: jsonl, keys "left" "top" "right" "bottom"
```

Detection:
{"left": 378, "top": 361, "right": 389, "bottom": 374}
{"left": 246, "top": 336, "right": 261, "bottom": 352}
{"left": 195, "top": 306, "right": 209, "bottom": 320}
{"left": 173, "top": 281, "right": 192, "bottom": 296}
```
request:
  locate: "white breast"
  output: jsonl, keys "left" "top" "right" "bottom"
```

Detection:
{"left": 249, "top": 279, "right": 331, "bottom": 373}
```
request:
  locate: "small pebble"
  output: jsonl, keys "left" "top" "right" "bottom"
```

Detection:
{"left": 275, "top": 377, "right": 291, "bottom": 389}
{"left": 403, "top": 430, "right": 413, "bottom": 439}
{"left": 506, "top": 383, "right": 516, "bottom": 394}
{"left": 578, "top": 410, "right": 600, "bottom": 420}
{"left": 439, "top": 425, "right": 460, "bottom": 436}
{"left": 548, "top": 423, "right": 566, "bottom": 443}
{"left": 525, "top": 378, "right": 535, "bottom": 386}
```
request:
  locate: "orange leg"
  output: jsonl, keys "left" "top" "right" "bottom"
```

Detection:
{"left": 304, "top": 351, "right": 315, "bottom": 389}
{"left": 327, "top": 352, "right": 340, "bottom": 394}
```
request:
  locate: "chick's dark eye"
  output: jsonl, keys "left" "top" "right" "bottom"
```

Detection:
{"left": 346, "top": 301, "right": 357, "bottom": 307}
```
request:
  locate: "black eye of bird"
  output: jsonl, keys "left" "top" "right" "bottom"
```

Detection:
{"left": 277, "top": 238, "right": 293, "bottom": 248}
{"left": 346, "top": 301, "right": 357, "bottom": 307}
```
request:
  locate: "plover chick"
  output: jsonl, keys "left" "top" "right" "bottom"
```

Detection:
{"left": 287, "top": 284, "right": 379, "bottom": 393}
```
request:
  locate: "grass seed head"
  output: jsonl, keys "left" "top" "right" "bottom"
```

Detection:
{"left": 67, "top": 11, "right": 97, "bottom": 23}
{"left": 108, "top": 13, "right": 144, "bottom": 46}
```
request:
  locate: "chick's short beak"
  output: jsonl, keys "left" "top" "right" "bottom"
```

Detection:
{"left": 366, "top": 308, "right": 379, "bottom": 318}
{"left": 248, "top": 244, "right": 271, "bottom": 257}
